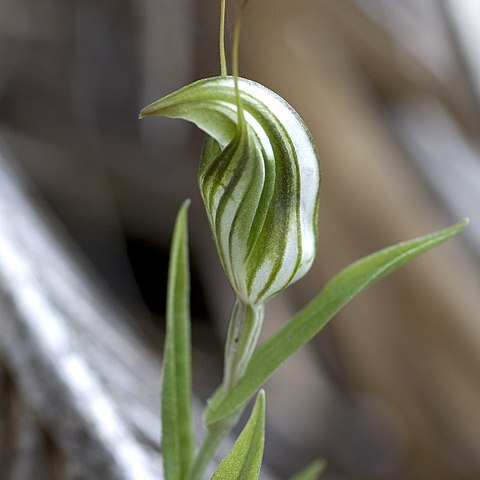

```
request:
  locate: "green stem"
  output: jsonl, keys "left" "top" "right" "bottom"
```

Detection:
{"left": 189, "top": 300, "right": 263, "bottom": 479}
{"left": 188, "top": 413, "right": 239, "bottom": 480}
{"left": 223, "top": 300, "right": 264, "bottom": 392}
{"left": 219, "top": 0, "right": 227, "bottom": 76}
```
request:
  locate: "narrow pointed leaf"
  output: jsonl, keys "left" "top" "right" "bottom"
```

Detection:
{"left": 205, "top": 219, "right": 468, "bottom": 424}
{"left": 162, "top": 200, "right": 195, "bottom": 480}
{"left": 212, "top": 390, "right": 266, "bottom": 480}
{"left": 289, "top": 459, "right": 327, "bottom": 480}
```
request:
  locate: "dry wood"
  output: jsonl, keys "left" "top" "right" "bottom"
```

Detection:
{"left": 0, "top": 142, "right": 163, "bottom": 479}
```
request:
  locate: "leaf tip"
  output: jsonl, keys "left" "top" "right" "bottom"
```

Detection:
{"left": 446, "top": 217, "right": 469, "bottom": 238}
{"left": 252, "top": 389, "right": 266, "bottom": 420}
{"left": 176, "top": 198, "right": 191, "bottom": 216}
{"left": 289, "top": 458, "right": 327, "bottom": 480}
{"left": 181, "top": 198, "right": 192, "bottom": 210}
{"left": 459, "top": 217, "right": 470, "bottom": 229}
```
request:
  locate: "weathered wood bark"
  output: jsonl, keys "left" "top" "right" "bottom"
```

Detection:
{"left": 0, "top": 143, "right": 163, "bottom": 478}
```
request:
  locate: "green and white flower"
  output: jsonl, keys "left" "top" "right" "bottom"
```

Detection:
{"left": 140, "top": 76, "right": 321, "bottom": 307}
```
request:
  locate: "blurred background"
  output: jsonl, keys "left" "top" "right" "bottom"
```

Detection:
{"left": 1, "top": 0, "right": 480, "bottom": 479}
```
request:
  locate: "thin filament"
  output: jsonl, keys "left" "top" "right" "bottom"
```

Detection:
{"left": 233, "top": 0, "right": 251, "bottom": 129}
{"left": 220, "top": 0, "right": 227, "bottom": 76}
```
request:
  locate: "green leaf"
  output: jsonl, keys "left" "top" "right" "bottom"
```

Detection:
{"left": 289, "top": 459, "right": 327, "bottom": 480}
{"left": 205, "top": 219, "right": 468, "bottom": 424}
{"left": 162, "top": 200, "right": 195, "bottom": 480}
{"left": 212, "top": 390, "right": 266, "bottom": 480}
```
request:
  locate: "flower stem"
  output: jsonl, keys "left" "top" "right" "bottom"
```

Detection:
{"left": 219, "top": 0, "right": 227, "bottom": 76}
{"left": 189, "top": 300, "right": 263, "bottom": 479}
{"left": 187, "top": 412, "right": 239, "bottom": 480}
{"left": 223, "top": 300, "right": 264, "bottom": 392}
